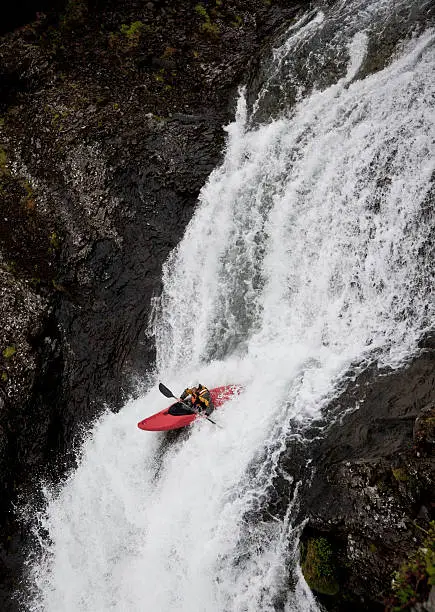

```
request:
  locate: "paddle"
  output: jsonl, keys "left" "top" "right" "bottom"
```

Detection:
{"left": 158, "top": 382, "right": 220, "bottom": 427}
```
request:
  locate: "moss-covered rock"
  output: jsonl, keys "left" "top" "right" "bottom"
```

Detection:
{"left": 413, "top": 405, "right": 435, "bottom": 457}
{"left": 2, "top": 346, "right": 16, "bottom": 359}
{"left": 385, "top": 522, "right": 435, "bottom": 611}
{"left": 301, "top": 536, "right": 340, "bottom": 596}
{"left": 392, "top": 467, "right": 409, "bottom": 482}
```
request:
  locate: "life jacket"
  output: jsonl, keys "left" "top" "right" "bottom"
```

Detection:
{"left": 192, "top": 385, "right": 209, "bottom": 407}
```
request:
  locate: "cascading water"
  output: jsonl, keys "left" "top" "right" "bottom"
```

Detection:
{"left": 27, "top": 1, "right": 434, "bottom": 610}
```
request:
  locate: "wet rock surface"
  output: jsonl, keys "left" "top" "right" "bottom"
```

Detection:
{"left": 273, "top": 335, "right": 435, "bottom": 611}
{"left": 0, "top": 0, "right": 307, "bottom": 608}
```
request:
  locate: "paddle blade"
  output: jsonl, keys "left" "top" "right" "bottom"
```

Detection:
{"left": 159, "top": 382, "right": 176, "bottom": 399}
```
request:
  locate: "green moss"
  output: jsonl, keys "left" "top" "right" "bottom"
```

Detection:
{"left": 49, "top": 232, "right": 60, "bottom": 250}
{"left": 195, "top": 4, "right": 209, "bottom": 19}
{"left": 386, "top": 522, "right": 435, "bottom": 610}
{"left": 162, "top": 46, "right": 177, "bottom": 58}
{"left": 4, "top": 261, "right": 16, "bottom": 274}
{"left": 0, "top": 147, "right": 8, "bottom": 173}
{"left": 2, "top": 346, "right": 16, "bottom": 359}
{"left": 45, "top": 106, "right": 71, "bottom": 131}
{"left": 195, "top": 4, "right": 220, "bottom": 36}
{"left": 392, "top": 467, "right": 408, "bottom": 482}
{"left": 1, "top": 372, "right": 7, "bottom": 382}
{"left": 376, "top": 479, "right": 388, "bottom": 492}
{"left": 231, "top": 14, "right": 243, "bottom": 28}
{"left": 108, "top": 20, "right": 145, "bottom": 51}
{"left": 23, "top": 180, "right": 34, "bottom": 198}
{"left": 52, "top": 279, "right": 67, "bottom": 292}
{"left": 120, "top": 21, "right": 144, "bottom": 46}
{"left": 301, "top": 537, "right": 339, "bottom": 596}
{"left": 201, "top": 21, "right": 220, "bottom": 36}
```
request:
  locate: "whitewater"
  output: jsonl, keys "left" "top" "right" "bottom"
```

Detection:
{"left": 27, "top": 1, "right": 434, "bottom": 610}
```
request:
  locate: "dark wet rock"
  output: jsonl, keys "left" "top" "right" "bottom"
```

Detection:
{"left": 0, "top": 1, "right": 67, "bottom": 36}
{"left": 414, "top": 404, "right": 435, "bottom": 457}
{"left": 0, "top": 0, "right": 307, "bottom": 608}
{"left": 269, "top": 337, "right": 435, "bottom": 611}
{"left": 412, "top": 586, "right": 435, "bottom": 612}
{"left": 246, "top": 1, "right": 435, "bottom": 125}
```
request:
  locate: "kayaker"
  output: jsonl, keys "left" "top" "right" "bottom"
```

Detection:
{"left": 180, "top": 384, "right": 215, "bottom": 416}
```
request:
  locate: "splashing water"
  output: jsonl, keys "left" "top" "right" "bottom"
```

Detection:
{"left": 27, "top": 2, "right": 434, "bottom": 611}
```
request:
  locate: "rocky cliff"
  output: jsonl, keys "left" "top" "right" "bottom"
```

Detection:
{"left": 0, "top": 1, "right": 304, "bottom": 607}
{"left": 265, "top": 335, "right": 435, "bottom": 611}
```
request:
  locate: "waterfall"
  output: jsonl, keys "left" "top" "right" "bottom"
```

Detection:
{"left": 27, "top": 1, "right": 434, "bottom": 610}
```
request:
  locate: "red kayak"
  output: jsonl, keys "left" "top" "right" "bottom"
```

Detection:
{"left": 137, "top": 385, "right": 241, "bottom": 431}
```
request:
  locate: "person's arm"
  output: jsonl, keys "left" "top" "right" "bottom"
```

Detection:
{"left": 198, "top": 390, "right": 211, "bottom": 408}
{"left": 180, "top": 388, "right": 194, "bottom": 400}
{"left": 200, "top": 390, "right": 215, "bottom": 416}
{"left": 199, "top": 396, "right": 209, "bottom": 408}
